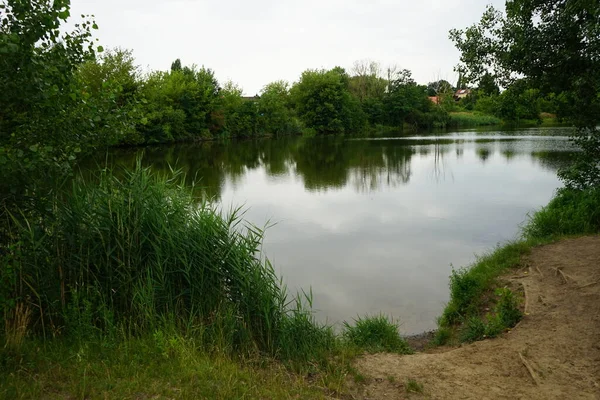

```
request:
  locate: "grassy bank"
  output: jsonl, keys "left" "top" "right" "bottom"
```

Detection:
{"left": 0, "top": 163, "right": 410, "bottom": 398}
{"left": 435, "top": 187, "right": 600, "bottom": 345}
{"left": 448, "top": 112, "right": 503, "bottom": 128}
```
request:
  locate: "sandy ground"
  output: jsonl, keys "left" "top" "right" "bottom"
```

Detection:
{"left": 354, "top": 236, "right": 600, "bottom": 399}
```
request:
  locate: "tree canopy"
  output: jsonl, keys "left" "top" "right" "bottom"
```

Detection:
{"left": 450, "top": 0, "right": 600, "bottom": 188}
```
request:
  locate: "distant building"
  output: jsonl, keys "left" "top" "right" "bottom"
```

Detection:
{"left": 454, "top": 89, "right": 471, "bottom": 100}
{"left": 428, "top": 96, "right": 441, "bottom": 105}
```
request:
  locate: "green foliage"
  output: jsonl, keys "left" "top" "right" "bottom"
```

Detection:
{"left": 460, "top": 316, "right": 486, "bottom": 342}
{"left": 478, "top": 73, "right": 499, "bottom": 97}
{"left": 258, "top": 81, "right": 302, "bottom": 135}
{"left": 343, "top": 315, "right": 412, "bottom": 354}
{"left": 450, "top": 0, "right": 600, "bottom": 187}
{"left": 432, "top": 327, "right": 452, "bottom": 346}
{"left": 384, "top": 69, "right": 433, "bottom": 128}
{"left": 439, "top": 241, "right": 532, "bottom": 328}
{"left": 291, "top": 68, "right": 366, "bottom": 134}
{"left": 524, "top": 187, "right": 600, "bottom": 239}
{"left": 0, "top": 337, "right": 331, "bottom": 399}
{"left": 460, "top": 288, "right": 522, "bottom": 343}
{"left": 0, "top": 0, "right": 127, "bottom": 211}
{"left": 1, "top": 163, "right": 338, "bottom": 362}
{"left": 405, "top": 379, "right": 424, "bottom": 394}
{"left": 448, "top": 112, "right": 502, "bottom": 127}
{"left": 493, "top": 288, "right": 522, "bottom": 329}
{"left": 138, "top": 64, "right": 220, "bottom": 143}
{"left": 427, "top": 79, "right": 454, "bottom": 98}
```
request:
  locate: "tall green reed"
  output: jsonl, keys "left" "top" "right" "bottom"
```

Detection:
{"left": 1, "top": 161, "right": 330, "bottom": 360}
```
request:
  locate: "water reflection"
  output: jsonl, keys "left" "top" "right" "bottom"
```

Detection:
{"left": 94, "top": 128, "right": 575, "bottom": 334}
{"left": 101, "top": 129, "right": 574, "bottom": 200}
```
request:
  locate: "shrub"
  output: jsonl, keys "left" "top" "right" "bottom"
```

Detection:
{"left": 432, "top": 327, "right": 452, "bottom": 346}
{"left": 460, "top": 316, "right": 486, "bottom": 343}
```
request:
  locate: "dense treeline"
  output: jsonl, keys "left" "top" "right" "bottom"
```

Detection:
{"left": 74, "top": 50, "right": 567, "bottom": 145}
{"left": 72, "top": 53, "right": 452, "bottom": 144}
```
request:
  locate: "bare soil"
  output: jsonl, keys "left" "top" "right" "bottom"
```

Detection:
{"left": 354, "top": 236, "right": 600, "bottom": 399}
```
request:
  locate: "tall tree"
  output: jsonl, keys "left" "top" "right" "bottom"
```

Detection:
{"left": 290, "top": 68, "right": 365, "bottom": 134}
{"left": 450, "top": 0, "right": 600, "bottom": 188}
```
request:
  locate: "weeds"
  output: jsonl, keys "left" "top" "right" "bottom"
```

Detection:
{"left": 405, "top": 378, "right": 424, "bottom": 394}
{"left": 343, "top": 315, "right": 412, "bottom": 354}
{"left": 439, "top": 241, "right": 532, "bottom": 328}
{"left": 3, "top": 303, "right": 31, "bottom": 350}
{"left": 432, "top": 326, "right": 452, "bottom": 346}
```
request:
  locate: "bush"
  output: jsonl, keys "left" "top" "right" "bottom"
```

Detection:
{"left": 460, "top": 316, "right": 486, "bottom": 343}
{"left": 343, "top": 315, "right": 412, "bottom": 354}
{"left": 432, "top": 327, "right": 452, "bottom": 346}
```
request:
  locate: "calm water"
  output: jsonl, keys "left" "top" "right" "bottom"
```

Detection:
{"left": 99, "top": 127, "right": 575, "bottom": 334}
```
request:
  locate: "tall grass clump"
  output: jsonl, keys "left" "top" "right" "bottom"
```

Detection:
{"left": 343, "top": 315, "right": 411, "bottom": 354}
{"left": 0, "top": 162, "right": 330, "bottom": 361}
{"left": 524, "top": 187, "right": 600, "bottom": 239}
{"left": 437, "top": 186, "right": 600, "bottom": 344}
{"left": 439, "top": 241, "right": 531, "bottom": 328}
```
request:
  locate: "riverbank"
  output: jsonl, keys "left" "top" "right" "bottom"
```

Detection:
{"left": 356, "top": 235, "right": 600, "bottom": 399}
{"left": 3, "top": 235, "right": 598, "bottom": 399}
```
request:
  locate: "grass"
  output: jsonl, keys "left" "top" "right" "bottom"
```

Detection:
{"left": 448, "top": 112, "right": 502, "bottom": 128}
{"left": 405, "top": 378, "right": 424, "bottom": 394}
{"left": 343, "top": 315, "right": 412, "bottom": 354}
{"left": 0, "top": 161, "right": 418, "bottom": 398}
{"left": 0, "top": 337, "right": 332, "bottom": 399}
{"left": 436, "top": 186, "right": 600, "bottom": 345}
{"left": 0, "top": 161, "right": 338, "bottom": 363}
{"left": 524, "top": 187, "right": 600, "bottom": 239}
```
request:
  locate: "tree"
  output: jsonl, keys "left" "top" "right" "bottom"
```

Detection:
{"left": 477, "top": 73, "right": 499, "bottom": 97}
{"left": 0, "top": 0, "right": 120, "bottom": 211}
{"left": 258, "top": 81, "right": 299, "bottom": 135}
{"left": 290, "top": 68, "right": 365, "bottom": 134}
{"left": 427, "top": 79, "right": 454, "bottom": 97}
{"left": 138, "top": 63, "right": 221, "bottom": 142}
{"left": 171, "top": 58, "right": 182, "bottom": 72}
{"left": 450, "top": 0, "right": 600, "bottom": 188}
{"left": 384, "top": 69, "right": 432, "bottom": 128}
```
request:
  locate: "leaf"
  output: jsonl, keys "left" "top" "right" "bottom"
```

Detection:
{"left": 92, "top": 23, "right": 98, "bottom": 30}
{"left": 97, "top": 45, "right": 104, "bottom": 53}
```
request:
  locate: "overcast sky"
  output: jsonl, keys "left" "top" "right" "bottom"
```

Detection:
{"left": 69, "top": 0, "right": 505, "bottom": 95}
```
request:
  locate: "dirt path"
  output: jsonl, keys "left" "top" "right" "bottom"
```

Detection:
{"left": 355, "top": 236, "right": 600, "bottom": 399}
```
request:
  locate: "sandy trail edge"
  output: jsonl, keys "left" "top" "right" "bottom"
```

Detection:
{"left": 355, "top": 236, "right": 600, "bottom": 399}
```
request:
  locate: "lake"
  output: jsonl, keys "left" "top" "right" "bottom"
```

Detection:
{"left": 99, "top": 126, "right": 575, "bottom": 334}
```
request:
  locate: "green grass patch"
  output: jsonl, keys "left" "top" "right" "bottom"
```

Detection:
{"left": 524, "top": 187, "right": 600, "bottom": 239}
{"left": 448, "top": 112, "right": 502, "bottom": 127}
{"left": 405, "top": 378, "right": 424, "bottom": 394}
{"left": 436, "top": 186, "right": 600, "bottom": 345}
{"left": 0, "top": 336, "right": 332, "bottom": 399}
{"left": 343, "top": 315, "right": 412, "bottom": 354}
